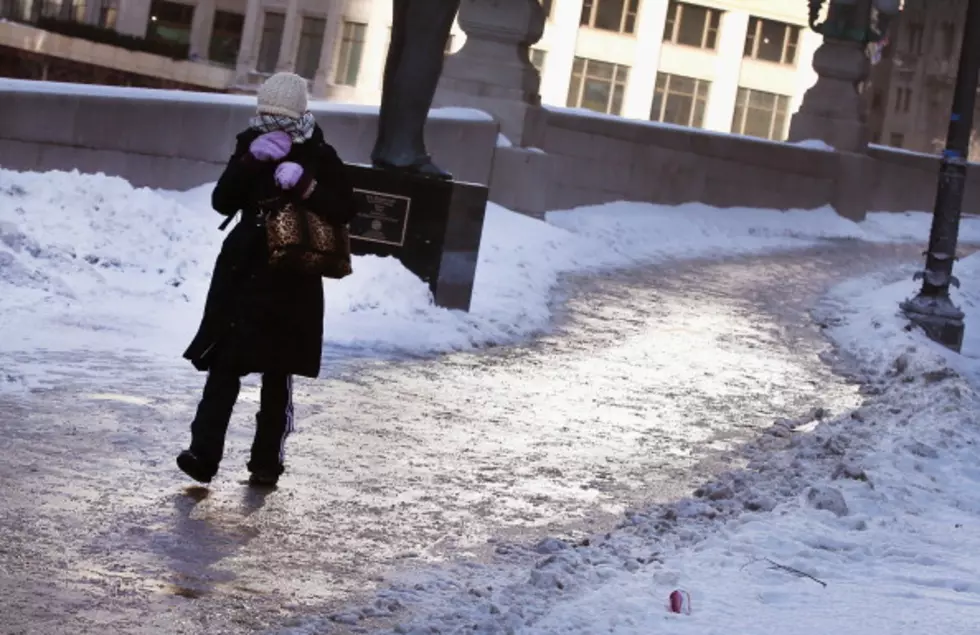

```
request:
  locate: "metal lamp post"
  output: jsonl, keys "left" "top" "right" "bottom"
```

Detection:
{"left": 900, "top": 0, "right": 980, "bottom": 353}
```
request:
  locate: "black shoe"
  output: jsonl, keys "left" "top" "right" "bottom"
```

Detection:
{"left": 176, "top": 450, "right": 216, "bottom": 484}
{"left": 371, "top": 156, "right": 453, "bottom": 180}
{"left": 247, "top": 470, "right": 280, "bottom": 488}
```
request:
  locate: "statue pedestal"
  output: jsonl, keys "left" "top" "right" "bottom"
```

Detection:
{"left": 346, "top": 165, "right": 489, "bottom": 312}
{"left": 434, "top": 0, "right": 546, "bottom": 146}
{"left": 788, "top": 38, "right": 871, "bottom": 153}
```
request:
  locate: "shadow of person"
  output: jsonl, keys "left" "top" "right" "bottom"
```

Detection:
{"left": 241, "top": 483, "right": 276, "bottom": 516}
{"left": 159, "top": 486, "right": 260, "bottom": 599}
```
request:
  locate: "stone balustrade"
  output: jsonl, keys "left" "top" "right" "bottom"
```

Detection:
{"left": 1, "top": 78, "right": 976, "bottom": 222}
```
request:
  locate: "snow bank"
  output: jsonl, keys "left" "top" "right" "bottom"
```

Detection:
{"left": 550, "top": 203, "right": 980, "bottom": 248}
{"left": 0, "top": 170, "right": 214, "bottom": 357}
{"left": 5, "top": 167, "right": 980, "bottom": 390}
{"left": 821, "top": 251, "right": 980, "bottom": 384}
{"left": 296, "top": 257, "right": 980, "bottom": 635}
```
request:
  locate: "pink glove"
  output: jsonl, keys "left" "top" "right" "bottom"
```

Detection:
{"left": 275, "top": 161, "right": 304, "bottom": 190}
{"left": 249, "top": 131, "right": 291, "bottom": 161}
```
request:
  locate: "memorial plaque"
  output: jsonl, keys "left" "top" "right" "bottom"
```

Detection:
{"left": 350, "top": 189, "right": 412, "bottom": 246}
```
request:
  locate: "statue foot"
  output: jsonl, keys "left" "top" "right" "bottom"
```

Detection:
{"left": 372, "top": 156, "right": 453, "bottom": 180}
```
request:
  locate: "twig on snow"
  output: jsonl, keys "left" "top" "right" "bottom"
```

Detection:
{"left": 764, "top": 558, "right": 828, "bottom": 588}
{"left": 740, "top": 557, "right": 828, "bottom": 588}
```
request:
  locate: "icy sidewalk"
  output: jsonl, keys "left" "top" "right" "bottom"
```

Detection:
{"left": 322, "top": 258, "right": 980, "bottom": 635}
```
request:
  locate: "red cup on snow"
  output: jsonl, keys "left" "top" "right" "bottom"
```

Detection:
{"left": 669, "top": 589, "right": 692, "bottom": 614}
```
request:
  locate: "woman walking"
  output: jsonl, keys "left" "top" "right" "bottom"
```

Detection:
{"left": 180, "top": 72, "right": 357, "bottom": 487}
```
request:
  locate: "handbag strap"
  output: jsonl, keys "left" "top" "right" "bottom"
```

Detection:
{"left": 218, "top": 196, "right": 288, "bottom": 231}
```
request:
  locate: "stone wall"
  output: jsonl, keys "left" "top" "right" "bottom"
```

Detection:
{"left": 0, "top": 79, "right": 499, "bottom": 190}
{"left": 503, "top": 107, "right": 980, "bottom": 220}
{"left": 1, "top": 80, "right": 973, "bottom": 221}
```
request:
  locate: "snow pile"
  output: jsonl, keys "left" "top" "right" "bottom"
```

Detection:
{"left": 821, "top": 250, "right": 980, "bottom": 385}
{"left": 277, "top": 258, "right": 980, "bottom": 634}
{"left": 550, "top": 204, "right": 980, "bottom": 248}
{"left": 0, "top": 170, "right": 215, "bottom": 355}
{"left": 5, "top": 167, "right": 980, "bottom": 388}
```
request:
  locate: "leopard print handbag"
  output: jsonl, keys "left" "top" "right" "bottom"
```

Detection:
{"left": 260, "top": 197, "right": 353, "bottom": 279}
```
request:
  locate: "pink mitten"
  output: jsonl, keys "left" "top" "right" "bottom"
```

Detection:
{"left": 275, "top": 161, "right": 304, "bottom": 190}
{"left": 249, "top": 131, "right": 291, "bottom": 161}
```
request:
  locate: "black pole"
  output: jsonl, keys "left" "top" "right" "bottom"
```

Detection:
{"left": 900, "top": 0, "right": 980, "bottom": 352}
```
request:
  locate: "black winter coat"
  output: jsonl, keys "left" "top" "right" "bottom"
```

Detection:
{"left": 183, "top": 125, "right": 357, "bottom": 378}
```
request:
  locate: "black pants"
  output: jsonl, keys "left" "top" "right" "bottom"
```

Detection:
{"left": 189, "top": 371, "right": 294, "bottom": 474}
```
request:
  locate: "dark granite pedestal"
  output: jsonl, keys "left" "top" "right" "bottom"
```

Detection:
{"left": 345, "top": 164, "right": 489, "bottom": 311}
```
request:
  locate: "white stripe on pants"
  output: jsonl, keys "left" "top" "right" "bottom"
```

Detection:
{"left": 278, "top": 375, "right": 295, "bottom": 464}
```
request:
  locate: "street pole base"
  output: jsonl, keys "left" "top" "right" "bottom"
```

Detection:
{"left": 900, "top": 295, "right": 965, "bottom": 353}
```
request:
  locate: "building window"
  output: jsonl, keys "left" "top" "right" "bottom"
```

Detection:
{"left": 0, "top": 0, "right": 21, "bottom": 20}
{"left": 941, "top": 22, "right": 957, "bottom": 59}
{"left": 906, "top": 22, "right": 924, "bottom": 55}
{"left": 295, "top": 16, "right": 325, "bottom": 79}
{"left": 43, "top": 0, "right": 86, "bottom": 22}
{"left": 894, "top": 87, "right": 912, "bottom": 113}
{"left": 256, "top": 11, "right": 284, "bottom": 73}
{"left": 335, "top": 20, "right": 366, "bottom": 86}
{"left": 744, "top": 16, "right": 800, "bottom": 65}
{"left": 530, "top": 48, "right": 547, "bottom": 73}
{"left": 889, "top": 132, "right": 905, "bottom": 148}
{"left": 147, "top": 0, "right": 194, "bottom": 51}
{"left": 580, "top": 0, "right": 640, "bottom": 35}
{"left": 871, "top": 89, "right": 883, "bottom": 111}
{"left": 566, "top": 56, "right": 629, "bottom": 115}
{"left": 663, "top": 0, "right": 721, "bottom": 50}
{"left": 67, "top": 0, "right": 85, "bottom": 22}
{"left": 651, "top": 72, "right": 709, "bottom": 128}
{"left": 731, "top": 87, "right": 790, "bottom": 141}
{"left": 97, "top": 0, "right": 117, "bottom": 28}
{"left": 208, "top": 10, "right": 243, "bottom": 67}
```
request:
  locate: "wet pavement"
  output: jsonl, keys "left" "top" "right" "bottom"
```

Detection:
{"left": 0, "top": 241, "right": 931, "bottom": 634}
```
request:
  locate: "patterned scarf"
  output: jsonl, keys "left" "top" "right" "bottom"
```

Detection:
{"left": 249, "top": 111, "right": 316, "bottom": 143}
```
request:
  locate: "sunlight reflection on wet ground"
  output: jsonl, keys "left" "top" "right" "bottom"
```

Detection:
{"left": 0, "top": 241, "right": 929, "bottom": 634}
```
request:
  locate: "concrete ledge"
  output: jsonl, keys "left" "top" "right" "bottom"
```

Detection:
{"left": 0, "top": 80, "right": 500, "bottom": 190}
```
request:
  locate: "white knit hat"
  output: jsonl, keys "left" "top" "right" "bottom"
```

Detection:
{"left": 256, "top": 72, "right": 309, "bottom": 119}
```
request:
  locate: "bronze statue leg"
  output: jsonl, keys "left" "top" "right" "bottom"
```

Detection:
{"left": 371, "top": 0, "right": 460, "bottom": 179}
